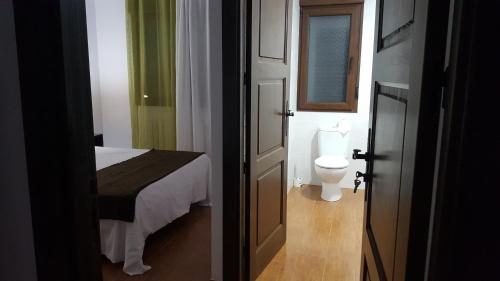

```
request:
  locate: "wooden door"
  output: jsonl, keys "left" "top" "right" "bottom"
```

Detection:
{"left": 247, "top": 0, "right": 292, "bottom": 279}
{"left": 357, "top": 0, "right": 450, "bottom": 281}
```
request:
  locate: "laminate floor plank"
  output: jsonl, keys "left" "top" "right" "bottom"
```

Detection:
{"left": 257, "top": 185, "right": 364, "bottom": 281}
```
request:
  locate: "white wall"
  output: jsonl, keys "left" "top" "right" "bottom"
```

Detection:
{"left": 87, "top": 0, "right": 132, "bottom": 148}
{"left": 85, "top": 0, "right": 103, "bottom": 135}
{"left": 287, "top": 0, "right": 376, "bottom": 191}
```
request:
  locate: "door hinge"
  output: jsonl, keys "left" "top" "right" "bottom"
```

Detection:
{"left": 355, "top": 86, "right": 359, "bottom": 99}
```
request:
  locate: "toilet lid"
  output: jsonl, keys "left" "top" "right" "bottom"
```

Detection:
{"left": 315, "top": 156, "right": 349, "bottom": 169}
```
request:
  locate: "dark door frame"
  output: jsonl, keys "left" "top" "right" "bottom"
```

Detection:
{"left": 360, "top": 0, "right": 451, "bottom": 279}
{"left": 427, "top": 0, "right": 500, "bottom": 280}
{"left": 222, "top": 0, "right": 246, "bottom": 280}
{"left": 8, "top": 0, "right": 102, "bottom": 280}
{"left": 1, "top": 0, "right": 38, "bottom": 280}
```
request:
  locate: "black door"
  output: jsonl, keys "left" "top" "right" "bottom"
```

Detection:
{"left": 8, "top": 1, "right": 103, "bottom": 280}
{"left": 355, "top": 0, "right": 450, "bottom": 280}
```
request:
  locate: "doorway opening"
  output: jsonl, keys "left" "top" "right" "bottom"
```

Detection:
{"left": 84, "top": 0, "right": 223, "bottom": 279}
{"left": 242, "top": 0, "right": 452, "bottom": 280}
{"left": 250, "top": 0, "right": 374, "bottom": 280}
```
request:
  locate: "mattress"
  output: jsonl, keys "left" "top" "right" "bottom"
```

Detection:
{"left": 95, "top": 147, "right": 210, "bottom": 275}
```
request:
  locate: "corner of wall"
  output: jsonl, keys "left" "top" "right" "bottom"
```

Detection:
{"left": 91, "top": 0, "right": 132, "bottom": 148}
{"left": 85, "top": 0, "right": 104, "bottom": 135}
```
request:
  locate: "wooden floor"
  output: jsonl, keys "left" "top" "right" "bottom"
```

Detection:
{"left": 102, "top": 206, "right": 211, "bottom": 281}
{"left": 257, "top": 185, "right": 365, "bottom": 281}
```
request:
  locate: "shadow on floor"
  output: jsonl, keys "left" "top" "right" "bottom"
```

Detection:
{"left": 102, "top": 205, "right": 211, "bottom": 281}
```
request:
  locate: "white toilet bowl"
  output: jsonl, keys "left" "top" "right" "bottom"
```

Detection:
{"left": 314, "top": 155, "right": 349, "bottom": 201}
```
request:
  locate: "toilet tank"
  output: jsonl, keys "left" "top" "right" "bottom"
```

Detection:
{"left": 318, "top": 125, "right": 350, "bottom": 157}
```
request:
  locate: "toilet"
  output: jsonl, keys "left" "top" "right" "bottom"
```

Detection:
{"left": 314, "top": 120, "right": 351, "bottom": 201}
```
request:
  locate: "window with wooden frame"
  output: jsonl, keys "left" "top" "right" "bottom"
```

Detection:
{"left": 298, "top": 1, "right": 363, "bottom": 112}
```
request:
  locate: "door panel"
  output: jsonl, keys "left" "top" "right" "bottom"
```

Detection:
{"left": 367, "top": 85, "right": 408, "bottom": 281}
{"left": 381, "top": 0, "right": 415, "bottom": 38}
{"left": 357, "top": 0, "right": 449, "bottom": 280}
{"left": 248, "top": 0, "right": 292, "bottom": 279}
{"left": 259, "top": 0, "right": 287, "bottom": 59}
{"left": 362, "top": 0, "right": 415, "bottom": 276}
{"left": 258, "top": 81, "right": 285, "bottom": 154}
{"left": 255, "top": 162, "right": 286, "bottom": 273}
{"left": 257, "top": 163, "right": 284, "bottom": 245}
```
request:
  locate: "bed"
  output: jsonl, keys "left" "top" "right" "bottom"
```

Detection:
{"left": 95, "top": 146, "right": 211, "bottom": 276}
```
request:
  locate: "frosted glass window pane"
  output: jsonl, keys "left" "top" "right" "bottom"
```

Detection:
{"left": 307, "top": 15, "right": 351, "bottom": 104}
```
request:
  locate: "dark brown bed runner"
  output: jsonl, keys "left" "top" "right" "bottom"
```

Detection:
{"left": 97, "top": 150, "right": 204, "bottom": 222}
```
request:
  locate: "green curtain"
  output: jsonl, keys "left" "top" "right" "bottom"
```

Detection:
{"left": 126, "top": 0, "right": 176, "bottom": 150}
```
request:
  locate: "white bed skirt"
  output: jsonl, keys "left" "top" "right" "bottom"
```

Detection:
{"left": 95, "top": 147, "right": 210, "bottom": 275}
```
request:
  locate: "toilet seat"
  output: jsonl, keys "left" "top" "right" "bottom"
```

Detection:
{"left": 314, "top": 155, "right": 349, "bottom": 169}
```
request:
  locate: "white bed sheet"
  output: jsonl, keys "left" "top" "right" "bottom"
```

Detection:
{"left": 95, "top": 147, "right": 210, "bottom": 275}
